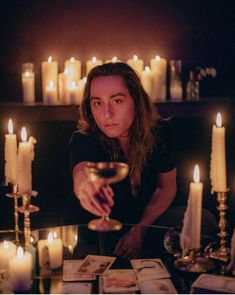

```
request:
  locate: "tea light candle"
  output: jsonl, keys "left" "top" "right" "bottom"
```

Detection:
{"left": 41, "top": 56, "right": 58, "bottom": 103}
{"left": 210, "top": 113, "right": 227, "bottom": 192}
{"left": 38, "top": 232, "right": 63, "bottom": 269}
{"left": 127, "top": 55, "right": 144, "bottom": 76}
{"left": 9, "top": 247, "right": 32, "bottom": 292}
{"left": 64, "top": 57, "right": 81, "bottom": 82}
{"left": 0, "top": 240, "right": 17, "bottom": 269}
{"left": 150, "top": 55, "right": 167, "bottom": 101}
{"left": 5, "top": 119, "right": 17, "bottom": 185}
{"left": 17, "top": 127, "right": 36, "bottom": 195}
{"left": 22, "top": 71, "right": 35, "bottom": 103}
{"left": 86, "top": 57, "right": 103, "bottom": 75}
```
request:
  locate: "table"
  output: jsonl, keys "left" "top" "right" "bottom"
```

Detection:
{"left": 0, "top": 224, "right": 216, "bottom": 293}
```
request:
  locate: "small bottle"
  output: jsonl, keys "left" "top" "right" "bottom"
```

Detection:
{"left": 186, "top": 70, "right": 200, "bottom": 101}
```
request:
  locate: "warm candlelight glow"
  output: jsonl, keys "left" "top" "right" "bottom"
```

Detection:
{"left": 48, "top": 56, "right": 52, "bottom": 63}
{"left": 70, "top": 57, "right": 75, "bottom": 63}
{"left": 70, "top": 81, "right": 76, "bottom": 89}
{"left": 83, "top": 77, "right": 87, "bottom": 83}
{"left": 133, "top": 55, "right": 138, "bottom": 61}
{"left": 48, "top": 80, "right": 54, "bottom": 89}
{"left": 216, "top": 112, "right": 222, "bottom": 127}
{"left": 17, "top": 247, "right": 24, "bottom": 259}
{"left": 8, "top": 119, "right": 13, "bottom": 134}
{"left": 21, "top": 127, "right": 27, "bottom": 142}
{"left": 48, "top": 232, "right": 53, "bottom": 244}
{"left": 75, "top": 235, "right": 78, "bottom": 242}
{"left": 91, "top": 56, "right": 97, "bottom": 63}
{"left": 24, "top": 71, "right": 30, "bottom": 78}
{"left": 145, "top": 66, "right": 151, "bottom": 73}
{"left": 64, "top": 68, "right": 69, "bottom": 75}
{"left": 193, "top": 164, "right": 200, "bottom": 183}
{"left": 3, "top": 240, "right": 9, "bottom": 249}
{"left": 155, "top": 55, "right": 161, "bottom": 61}
{"left": 112, "top": 56, "right": 118, "bottom": 63}
{"left": 53, "top": 232, "right": 57, "bottom": 239}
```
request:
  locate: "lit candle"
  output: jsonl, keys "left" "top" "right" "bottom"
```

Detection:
{"left": 9, "top": 247, "right": 32, "bottom": 292}
{"left": 5, "top": 119, "right": 17, "bottom": 185}
{"left": 127, "top": 55, "right": 144, "bottom": 76}
{"left": 22, "top": 65, "right": 35, "bottom": 103}
{"left": 17, "top": 127, "right": 36, "bottom": 195}
{"left": 38, "top": 232, "right": 63, "bottom": 269}
{"left": 150, "top": 55, "right": 167, "bottom": 101}
{"left": 140, "top": 66, "right": 154, "bottom": 101}
{"left": 77, "top": 77, "right": 87, "bottom": 105}
{"left": 64, "top": 57, "right": 81, "bottom": 82}
{"left": 105, "top": 56, "right": 121, "bottom": 63}
{"left": 86, "top": 56, "right": 103, "bottom": 75}
{"left": 59, "top": 68, "right": 71, "bottom": 104}
{"left": 68, "top": 81, "right": 80, "bottom": 105}
{"left": 45, "top": 80, "right": 58, "bottom": 104}
{"left": 0, "top": 240, "right": 17, "bottom": 269}
{"left": 41, "top": 56, "right": 58, "bottom": 103}
{"left": 180, "top": 164, "right": 203, "bottom": 251}
{"left": 210, "top": 113, "right": 227, "bottom": 192}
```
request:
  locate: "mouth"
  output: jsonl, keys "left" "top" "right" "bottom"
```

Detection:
{"left": 104, "top": 123, "right": 119, "bottom": 128}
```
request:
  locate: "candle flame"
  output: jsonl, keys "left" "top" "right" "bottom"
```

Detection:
{"left": 155, "top": 55, "right": 161, "bottom": 61}
{"left": 53, "top": 232, "right": 57, "bottom": 239}
{"left": 21, "top": 127, "right": 27, "bottom": 142}
{"left": 70, "top": 57, "right": 75, "bottom": 63}
{"left": 48, "top": 56, "right": 52, "bottom": 63}
{"left": 3, "top": 240, "right": 9, "bottom": 249}
{"left": 133, "top": 55, "right": 138, "bottom": 61}
{"left": 91, "top": 56, "right": 97, "bottom": 63}
{"left": 64, "top": 68, "right": 69, "bottom": 75}
{"left": 8, "top": 118, "right": 13, "bottom": 134}
{"left": 216, "top": 112, "right": 222, "bottom": 127}
{"left": 70, "top": 81, "right": 76, "bottom": 89}
{"left": 17, "top": 247, "right": 24, "bottom": 259}
{"left": 24, "top": 71, "right": 30, "bottom": 77}
{"left": 145, "top": 66, "right": 151, "bottom": 73}
{"left": 49, "top": 80, "right": 54, "bottom": 89}
{"left": 193, "top": 164, "right": 200, "bottom": 183}
{"left": 48, "top": 232, "right": 53, "bottom": 243}
{"left": 111, "top": 56, "right": 118, "bottom": 63}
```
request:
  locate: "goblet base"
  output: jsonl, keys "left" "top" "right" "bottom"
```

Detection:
{"left": 88, "top": 217, "right": 122, "bottom": 232}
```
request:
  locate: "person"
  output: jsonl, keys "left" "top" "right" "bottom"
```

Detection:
{"left": 64, "top": 62, "right": 217, "bottom": 258}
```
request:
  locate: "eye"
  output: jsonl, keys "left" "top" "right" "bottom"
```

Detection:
{"left": 92, "top": 101, "right": 102, "bottom": 108}
{"left": 112, "top": 98, "right": 123, "bottom": 104}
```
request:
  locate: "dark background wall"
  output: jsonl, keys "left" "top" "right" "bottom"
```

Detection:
{"left": 0, "top": 0, "right": 234, "bottom": 101}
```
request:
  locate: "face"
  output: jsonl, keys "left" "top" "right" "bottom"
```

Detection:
{"left": 90, "top": 75, "right": 136, "bottom": 139}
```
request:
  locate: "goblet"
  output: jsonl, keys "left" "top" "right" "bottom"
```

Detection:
{"left": 85, "top": 161, "right": 129, "bottom": 232}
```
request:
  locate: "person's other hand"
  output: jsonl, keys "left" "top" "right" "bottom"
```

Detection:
{"left": 113, "top": 225, "right": 147, "bottom": 259}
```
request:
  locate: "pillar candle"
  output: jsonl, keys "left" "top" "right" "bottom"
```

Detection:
{"left": 180, "top": 165, "right": 203, "bottom": 251}
{"left": 210, "top": 113, "right": 227, "bottom": 193}
{"left": 41, "top": 56, "right": 58, "bottom": 103}
{"left": 64, "top": 57, "right": 81, "bottom": 82}
{"left": 140, "top": 66, "right": 154, "bottom": 101}
{"left": 5, "top": 119, "right": 17, "bottom": 185}
{"left": 9, "top": 247, "right": 32, "bottom": 292}
{"left": 86, "top": 57, "right": 103, "bottom": 75}
{"left": 77, "top": 77, "right": 87, "bottom": 105}
{"left": 68, "top": 81, "right": 80, "bottom": 105}
{"left": 0, "top": 240, "right": 17, "bottom": 269}
{"left": 45, "top": 80, "right": 58, "bottom": 104}
{"left": 150, "top": 55, "right": 167, "bottom": 101}
{"left": 22, "top": 71, "right": 35, "bottom": 103}
{"left": 58, "top": 69, "right": 71, "bottom": 104}
{"left": 17, "top": 127, "right": 36, "bottom": 195}
{"left": 127, "top": 55, "right": 144, "bottom": 76}
{"left": 38, "top": 232, "right": 63, "bottom": 269}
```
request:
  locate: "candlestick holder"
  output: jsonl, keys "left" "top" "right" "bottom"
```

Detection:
{"left": 18, "top": 191, "right": 39, "bottom": 247}
{"left": 174, "top": 248, "right": 215, "bottom": 273}
{"left": 207, "top": 190, "right": 230, "bottom": 262}
{"left": 5, "top": 183, "right": 21, "bottom": 245}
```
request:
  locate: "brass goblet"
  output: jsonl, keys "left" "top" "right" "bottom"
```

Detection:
{"left": 85, "top": 161, "right": 129, "bottom": 232}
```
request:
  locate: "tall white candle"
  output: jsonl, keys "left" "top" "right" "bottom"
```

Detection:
{"left": 127, "top": 55, "right": 144, "bottom": 76}
{"left": 17, "top": 127, "right": 36, "bottom": 195}
{"left": 180, "top": 164, "right": 203, "bottom": 251}
{"left": 150, "top": 55, "right": 167, "bottom": 101}
{"left": 86, "top": 56, "right": 103, "bottom": 75}
{"left": 22, "top": 71, "right": 35, "bottom": 103}
{"left": 5, "top": 119, "right": 17, "bottom": 185}
{"left": 38, "top": 232, "right": 63, "bottom": 269}
{"left": 59, "top": 68, "right": 71, "bottom": 104}
{"left": 140, "top": 66, "right": 154, "bottom": 101}
{"left": 0, "top": 240, "right": 17, "bottom": 269}
{"left": 41, "top": 56, "right": 58, "bottom": 103}
{"left": 9, "top": 247, "right": 32, "bottom": 292}
{"left": 210, "top": 113, "right": 227, "bottom": 192}
{"left": 64, "top": 57, "right": 81, "bottom": 82}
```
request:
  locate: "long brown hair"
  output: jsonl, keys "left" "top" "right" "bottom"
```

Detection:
{"left": 78, "top": 62, "right": 159, "bottom": 194}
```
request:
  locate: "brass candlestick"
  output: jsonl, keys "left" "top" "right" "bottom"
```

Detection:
{"left": 18, "top": 191, "right": 39, "bottom": 247}
{"left": 208, "top": 190, "right": 230, "bottom": 262}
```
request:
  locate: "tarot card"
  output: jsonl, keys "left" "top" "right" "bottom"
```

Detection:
{"left": 57, "top": 282, "right": 92, "bottom": 294}
{"left": 138, "top": 278, "right": 177, "bottom": 294}
{"left": 103, "top": 269, "right": 139, "bottom": 293}
{"left": 63, "top": 260, "right": 95, "bottom": 281}
{"left": 131, "top": 258, "right": 170, "bottom": 281}
{"left": 77, "top": 255, "right": 116, "bottom": 275}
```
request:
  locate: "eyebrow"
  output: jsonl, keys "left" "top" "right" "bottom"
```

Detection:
{"left": 90, "top": 92, "right": 126, "bottom": 100}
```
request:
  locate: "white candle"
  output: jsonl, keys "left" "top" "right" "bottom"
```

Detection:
{"left": 77, "top": 77, "right": 87, "bottom": 105}
{"left": 38, "top": 232, "right": 63, "bottom": 269}
{"left": 150, "top": 55, "right": 167, "bottom": 101}
{"left": 140, "top": 66, "right": 154, "bottom": 101}
{"left": 9, "top": 247, "right": 32, "bottom": 292}
{"left": 22, "top": 70, "right": 35, "bottom": 103}
{"left": 170, "top": 82, "right": 183, "bottom": 100}
{"left": 68, "top": 81, "right": 80, "bottom": 105}
{"left": 64, "top": 57, "right": 81, "bottom": 82}
{"left": 127, "top": 55, "right": 144, "bottom": 76}
{"left": 17, "top": 127, "right": 36, "bottom": 195}
{"left": 5, "top": 119, "right": 17, "bottom": 185}
{"left": 181, "top": 165, "right": 203, "bottom": 251}
{"left": 210, "top": 113, "right": 227, "bottom": 192}
{"left": 86, "top": 56, "right": 103, "bottom": 75}
{"left": 0, "top": 240, "right": 17, "bottom": 269}
{"left": 45, "top": 80, "right": 58, "bottom": 104}
{"left": 41, "top": 56, "right": 58, "bottom": 103}
{"left": 59, "top": 68, "right": 71, "bottom": 104}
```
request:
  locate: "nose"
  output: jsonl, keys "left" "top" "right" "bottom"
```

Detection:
{"left": 104, "top": 103, "right": 114, "bottom": 120}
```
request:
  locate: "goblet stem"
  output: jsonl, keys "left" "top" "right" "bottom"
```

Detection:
{"left": 13, "top": 184, "right": 20, "bottom": 245}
